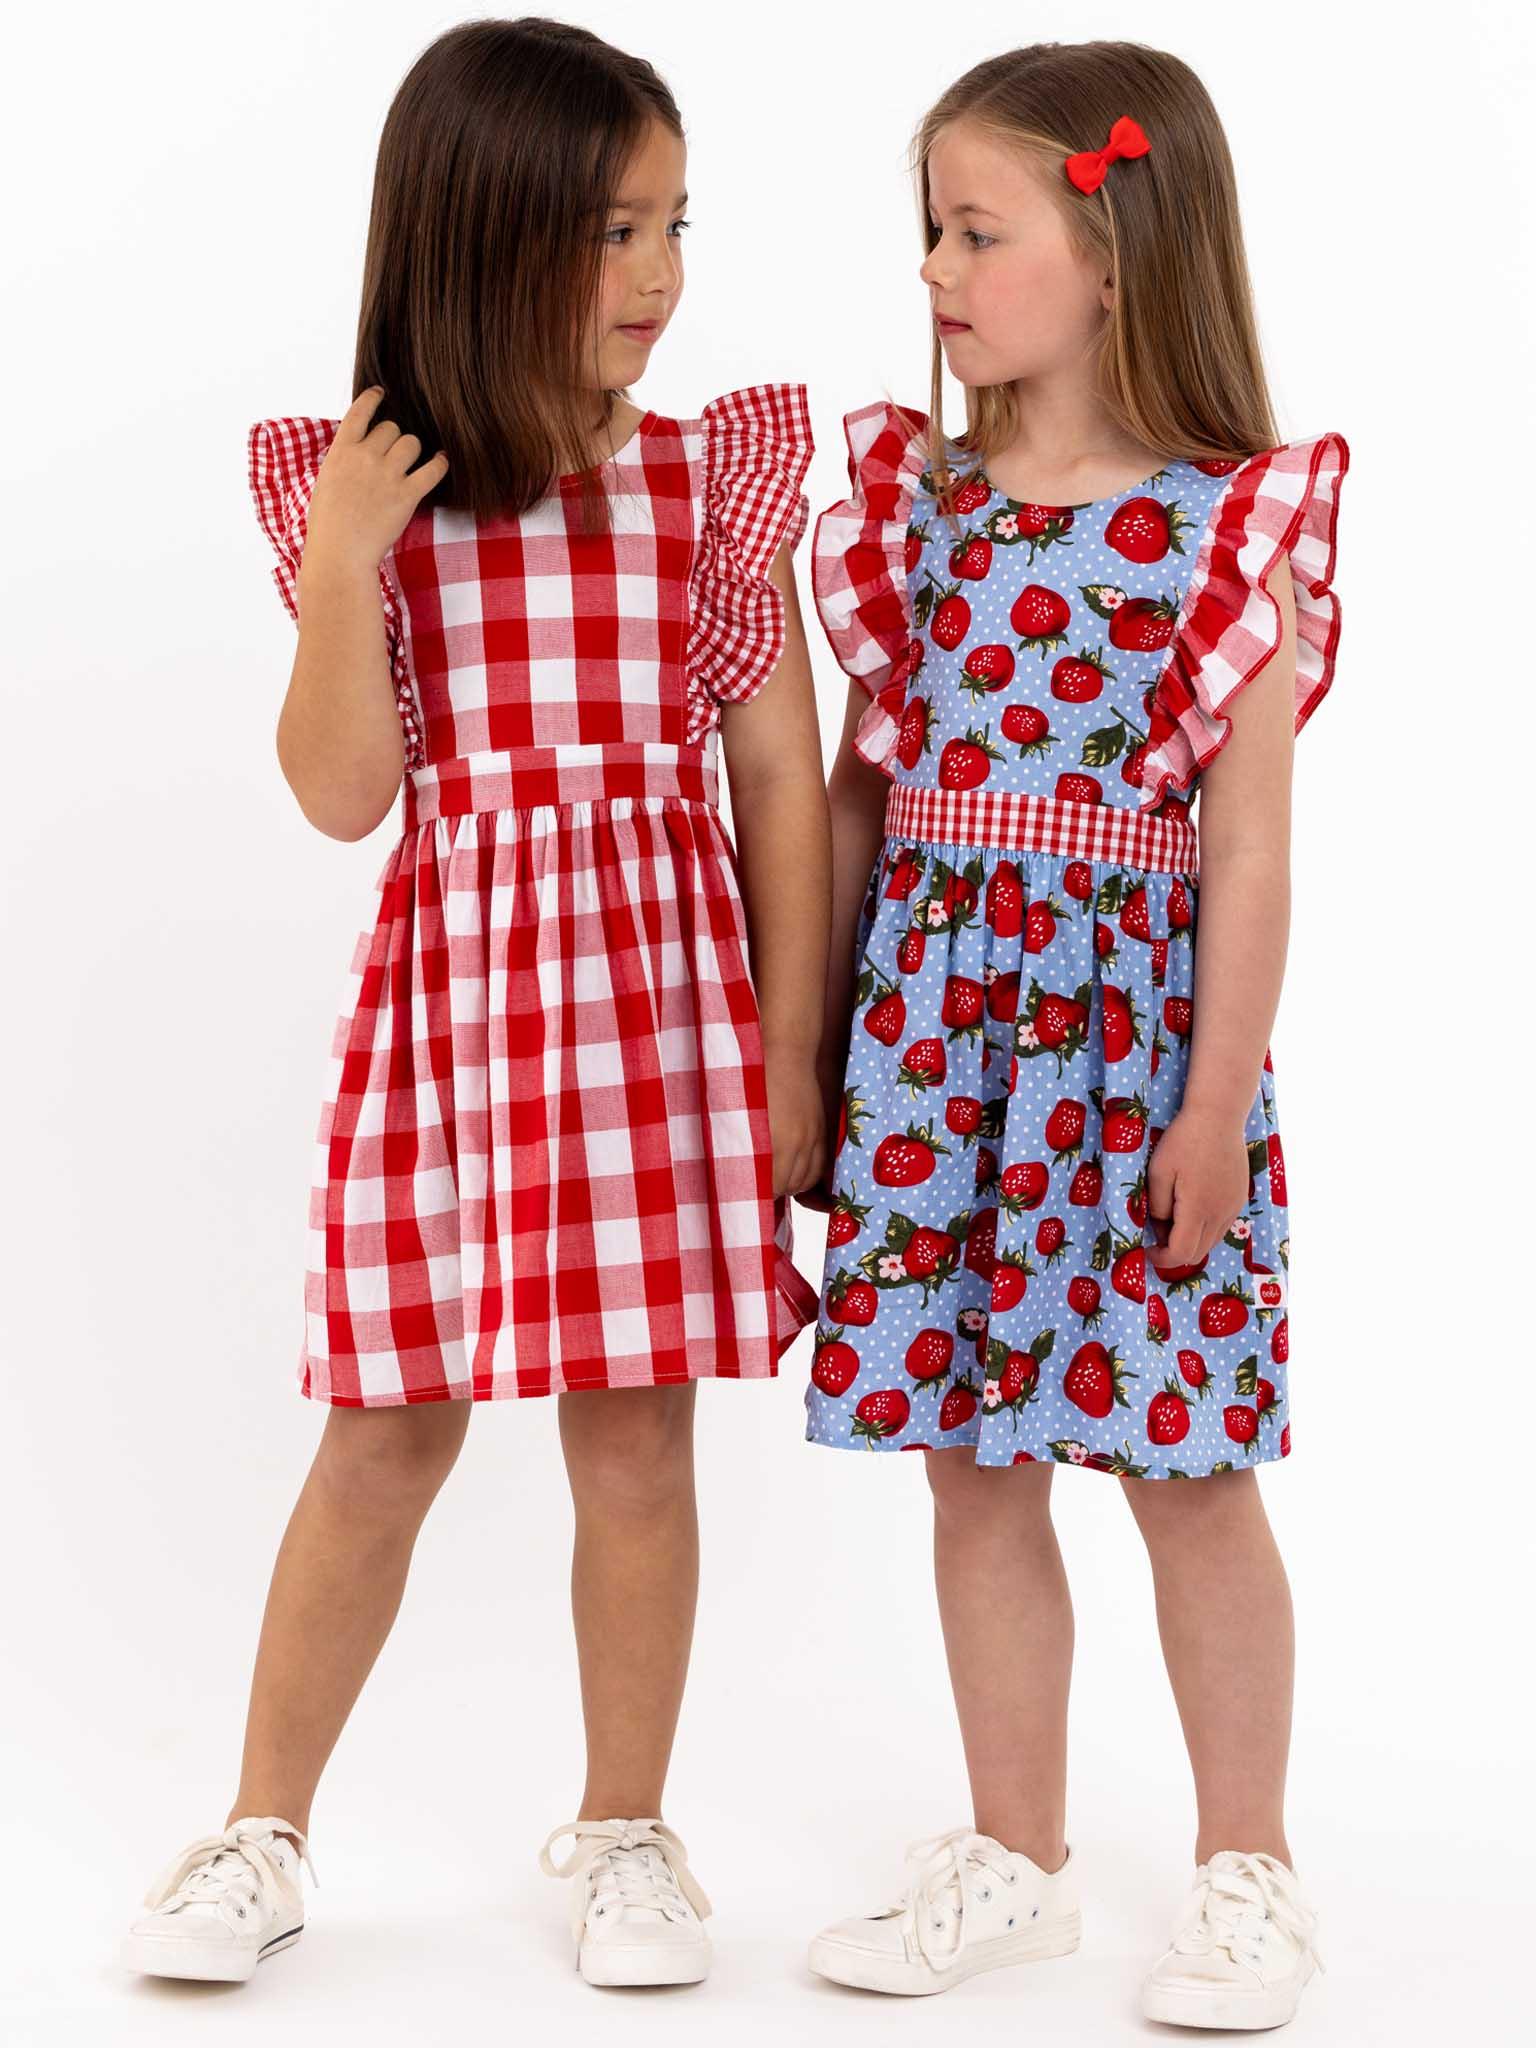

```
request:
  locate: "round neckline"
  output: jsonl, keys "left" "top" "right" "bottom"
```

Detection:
{"left": 943, "top": 444, "right": 1185, "bottom": 511}
{"left": 556, "top": 408, "right": 656, "bottom": 483}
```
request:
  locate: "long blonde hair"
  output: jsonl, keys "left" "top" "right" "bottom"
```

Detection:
{"left": 914, "top": 41, "right": 1278, "bottom": 514}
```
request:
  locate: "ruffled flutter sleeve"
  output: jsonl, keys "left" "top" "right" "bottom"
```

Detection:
{"left": 684, "top": 383, "right": 814, "bottom": 742}
{"left": 810, "top": 400, "right": 931, "bottom": 777}
{"left": 1140, "top": 433, "right": 1349, "bottom": 810}
{"left": 247, "top": 415, "right": 426, "bottom": 772}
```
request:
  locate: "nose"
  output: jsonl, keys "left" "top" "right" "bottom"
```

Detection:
{"left": 920, "top": 242, "right": 952, "bottom": 292}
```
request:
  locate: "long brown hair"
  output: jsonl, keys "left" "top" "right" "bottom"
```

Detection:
{"left": 914, "top": 41, "right": 1278, "bottom": 514}
{"left": 353, "top": 17, "right": 682, "bottom": 531}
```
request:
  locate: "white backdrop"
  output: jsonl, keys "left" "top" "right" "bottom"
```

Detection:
{"left": 4, "top": 2, "right": 1532, "bottom": 2042}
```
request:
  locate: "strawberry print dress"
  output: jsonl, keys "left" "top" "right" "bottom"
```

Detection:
{"left": 248, "top": 386, "right": 820, "bottom": 1406}
{"left": 806, "top": 402, "right": 1347, "bottom": 1477}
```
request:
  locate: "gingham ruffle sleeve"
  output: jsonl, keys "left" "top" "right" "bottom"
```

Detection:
{"left": 810, "top": 400, "right": 931, "bottom": 778}
{"left": 684, "top": 383, "right": 814, "bottom": 740}
{"left": 1140, "top": 432, "right": 1349, "bottom": 810}
{"left": 247, "top": 415, "right": 426, "bottom": 772}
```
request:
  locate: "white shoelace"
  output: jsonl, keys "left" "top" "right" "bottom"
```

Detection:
{"left": 889, "top": 1828, "right": 1023, "bottom": 1974}
{"left": 1173, "top": 1851, "right": 1324, "bottom": 1977}
{"left": 539, "top": 1819, "right": 710, "bottom": 1940}
{"left": 143, "top": 1815, "right": 318, "bottom": 1922}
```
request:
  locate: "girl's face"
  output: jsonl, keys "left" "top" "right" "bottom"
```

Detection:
{"left": 592, "top": 119, "right": 688, "bottom": 391}
{"left": 921, "top": 119, "right": 1112, "bottom": 388}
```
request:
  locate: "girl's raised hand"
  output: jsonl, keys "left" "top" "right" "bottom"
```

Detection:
{"left": 305, "top": 387, "right": 449, "bottom": 574}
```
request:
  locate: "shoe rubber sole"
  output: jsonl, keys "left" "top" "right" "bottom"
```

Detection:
{"left": 808, "top": 1908, "right": 1081, "bottom": 1995}
{"left": 1141, "top": 1953, "right": 1314, "bottom": 2031}
{"left": 578, "top": 1937, "right": 712, "bottom": 1987}
{"left": 120, "top": 1922, "right": 303, "bottom": 1983}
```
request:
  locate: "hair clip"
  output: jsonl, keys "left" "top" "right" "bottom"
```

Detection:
{"left": 1064, "top": 115, "right": 1151, "bottom": 195}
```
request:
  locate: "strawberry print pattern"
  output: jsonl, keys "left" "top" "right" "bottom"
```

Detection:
{"left": 805, "top": 405, "right": 1344, "bottom": 1477}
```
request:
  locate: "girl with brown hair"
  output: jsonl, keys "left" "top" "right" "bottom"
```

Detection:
{"left": 801, "top": 38, "right": 1345, "bottom": 2028}
{"left": 121, "top": 16, "right": 828, "bottom": 1991}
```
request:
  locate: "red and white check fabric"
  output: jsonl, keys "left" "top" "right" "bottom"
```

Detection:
{"left": 811, "top": 401, "right": 931, "bottom": 778}
{"left": 1140, "top": 433, "right": 1349, "bottom": 809}
{"left": 247, "top": 387, "right": 817, "bottom": 1405}
{"left": 885, "top": 783, "right": 1198, "bottom": 874}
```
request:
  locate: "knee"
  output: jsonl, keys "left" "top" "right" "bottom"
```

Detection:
{"left": 561, "top": 1386, "right": 695, "bottom": 1514}
{"left": 1123, "top": 1468, "right": 1259, "bottom": 1551}
{"left": 312, "top": 1401, "right": 469, "bottom": 1515}
{"left": 926, "top": 1446, "right": 1052, "bottom": 1533}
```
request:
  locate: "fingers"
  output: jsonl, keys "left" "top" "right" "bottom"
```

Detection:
{"left": 339, "top": 386, "right": 386, "bottom": 441}
{"left": 406, "top": 449, "right": 451, "bottom": 503}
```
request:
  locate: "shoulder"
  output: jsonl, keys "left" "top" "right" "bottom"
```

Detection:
{"left": 1187, "top": 435, "right": 1349, "bottom": 583}
{"left": 248, "top": 415, "right": 341, "bottom": 551}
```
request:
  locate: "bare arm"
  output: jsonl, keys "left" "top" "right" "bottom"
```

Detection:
{"left": 718, "top": 540, "right": 833, "bottom": 1198}
{"left": 275, "top": 389, "right": 448, "bottom": 842}
{"left": 1147, "top": 557, "right": 1298, "bottom": 1273}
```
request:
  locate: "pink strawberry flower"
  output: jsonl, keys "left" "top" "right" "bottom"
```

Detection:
{"left": 995, "top": 514, "right": 1019, "bottom": 540}
{"left": 926, "top": 901, "right": 948, "bottom": 928}
{"left": 1231, "top": 1217, "right": 1252, "bottom": 1240}
{"left": 1065, "top": 1442, "right": 1089, "bottom": 1464}
{"left": 958, "top": 1308, "right": 988, "bottom": 1336}
{"left": 983, "top": 1383, "right": 1003, "bottom": 1409}
{"left": 1099, "top": 586, "right": 1128, "bottom": 611}
{"left": 1016, "top": 1022, "right": 1039, "bottom": 1049}
{"left": 877, "top": 1254, "right": 905, "bottom": 1281}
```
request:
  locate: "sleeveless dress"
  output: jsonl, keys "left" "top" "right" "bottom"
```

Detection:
{"left": 805, "top": 403, "right": 1348, "bottom": 1477}
{"left": 247, "top": 387, "right": 820, "bottom": 1405}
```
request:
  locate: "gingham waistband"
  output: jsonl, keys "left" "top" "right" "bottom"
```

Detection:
{"left": 885, "top": 781, "right": 1198, "bottom": 873}
{"left": 403, "top": 743, "right": 719, "bottom": 825}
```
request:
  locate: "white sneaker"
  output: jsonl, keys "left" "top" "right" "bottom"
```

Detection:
{"left": 1141, "top": 1850, "right": 1323, "bottom": 2030}
{"left": 808, "top": 1828, "right": 1081, "bottom": 1996}
{"left": 120, "top": 1814, "right": 317, "bottom": 1982}
{"left": 539, "top": 1818, "right": 712, "bottom": 1986}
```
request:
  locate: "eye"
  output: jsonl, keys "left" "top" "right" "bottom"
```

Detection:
{"left": 669, "top": 217, "right": 691, "bottom": 237}
{"left": 965, "top": 230, "right": 996, "bottom": 250}
{"left": 604, "top": 224, "right": 634, "bottom": 245}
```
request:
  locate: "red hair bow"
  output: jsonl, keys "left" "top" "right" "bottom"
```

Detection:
{"left": 1064, "top": 116, "right": 1151, "bottom": 195}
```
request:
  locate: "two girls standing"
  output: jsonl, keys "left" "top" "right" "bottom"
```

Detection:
{"left": 122, "top": 19, "right": 1344, "bottom": 2034}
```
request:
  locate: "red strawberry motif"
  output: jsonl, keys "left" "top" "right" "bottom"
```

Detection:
{"left": 1045, "top": 1098, "right": 1087, "bottom": 1162}
{"left": 939, "top": 1378, "right": 980, "bottom": 1431}
{"left": 1168, "top": 880, "right": 1193, "bottom": 931}
{"left": 999, "top": 701, "right": 1055, "bottom": 756}
{"left": 1063, "top": 861, "right": 1094, "bottom": 901}
{"left": 1103, "top": 495, "right": 1189, "bottom": 563}
{"left": 938, "top": 729, "right": 1001, "bottom": 790}
{"left": 990, "top": 1255, "right": 1030, "bottom": 1314}
{"left": 929, "top": 584, "right": 972, "bottom": 651}
{"left": 826, "top": 1183, "right": 872, "bottom": 1249}
{"left": 898, "top": 1037, "right": 947, "bottom": 1093}
{"left": 1267, "top": 1134, "right": 1288, "bottom": 1206}
{"left": 905, "top": 1329, "right": 955, "bottom": 1385}
{"left": 1176, "top": 1348, "right": 1210, "bottom": 1395}
{"left": 1109, "top": 1243, "right": 1145, "bottom": 1303}
{"left": 811, "top": 1332, "right": 860, "bottom": 1397}
{"left": 864, "top": 990, "right": 906, "bottom": 1045}
{"left": 975, "top": 1145, "right": 998, "bottom": 1190}
{"left": 946, "top": 1096, "right": 982, "bottom": 1138}
{"left": 1150, "top": 938, "right": 1168, "bottom": 985}
{"left": 963, "top": 1208, "right": 998, "bottom": 1279}
{"left": 895, "top": 926, "right": 926, "bottom": 974}
{"left": 1063, "top": 1340, "right": 1135, "bottom": 1419}
{"left": 1101, "top": 986, "right": 1142, "bottom": 1063}
{"left": 1119, "top": 885, "right": 1151, "bottom": 943}
{"left": 896, "top": 697, "right": 934, "bottom": 769}
{"left": 1010, "top": 583, "right": 1072, "bottom": 656}
{"left": 837, "top": 1087, "right": 868, "bottom": 1155}
{"left": 986, "top": 969, "right": 1020, "bottom": 1023}
{"left": 1147, "top": 1378, "right": 1194, "bottom": 1445}
{"left": 896, "top": 1222, "right": 963, "bottom": 1286}
{"left": 827, "top": 1272, "right": 878, "bottom": 1326}
{"left": 1051, "top": 649, "right": 1113, "bottom": 702}
{"left": 1270, "top": 1317, "right": 1289, "bottom": 1364}
{"left": 1068, "top": 1154, "right": 1104, "bottom": 1206}
{"left": 941, "top": 976, "right": 986, "bottom": 1040}
{"left": 961, "top": 644, "right": 1016, "bottom": 694}
{"left": 1067, "top": 1275, "right": 1104, "bottom": 1327}
{"left": 904, "top": 525, "right": 925, "bottom": 575}
{"left": 950, "top": 532, "right": 993, "bottom": 581}
{"left": 998, "top": 1351, "right": 1040, "bottom": 1406}
{"left": 1163, "top": 996, "right": 1193, "bottom": 1037}
{"left": 1199, "top": 1281, "right": 1252, "bottom": 1338}
{"left": 1280, "top": 1421, "right": 1292, "bottom": 1457}
{"left": 1055, "top": 772, "right": 1102, "bottom": 804}
{"left": 986, "top": 861, "right": 1024, "bottom": 937}
{"left": 1193, "top": 457, "right": 1242, "bottom": 477}
{"left": 1223, "top": 1403, "right": 1259, "bottom": 1452}
{"left": 872, "top": 1122, "right": 950, "bottom": 1187}
{"left": 1036, "top": 1215, "right": 1070, "bottom": 1262}
{"left": 1146, "top": 1292, "right": 1170, "bottom": 1343}
{"left": 1109, "top": 596, "right": 1179, "bottom": 650}
{"left": 952, "top": 475, "right": 992, "bottom": 516}
{"left": 999, "top": 1161, "right": 1050, "bottom": 1214}
{"left": 853, "top": 1388, "right": 910, "bottom": 1442}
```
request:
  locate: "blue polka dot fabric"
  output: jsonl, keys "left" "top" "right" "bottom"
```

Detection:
{"left": 805, "top": 416, "right": 1298, "bottom": 1478}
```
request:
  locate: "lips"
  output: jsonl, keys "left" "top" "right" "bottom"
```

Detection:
{"left": 619, "top": 321, "right": 660, "bottom": 337}
{"left": 936, "top": 315, "right": 971, "bottom": 333}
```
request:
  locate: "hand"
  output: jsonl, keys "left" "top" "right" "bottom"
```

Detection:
{"left": 304, "top": 388, "right": 449, "bottom": 576}
{"left": 1145, "top": 1103, "right": 1252, "bottom": 1274}
{"left": 763, "top": 1044, "right": 827, "bottom": 1201}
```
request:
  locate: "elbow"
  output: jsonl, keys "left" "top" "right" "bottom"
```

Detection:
{"left": 275, "top": 727, "right": 401, "bottom": 842}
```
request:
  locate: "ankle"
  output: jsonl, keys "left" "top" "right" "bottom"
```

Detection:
{"left": 225, "top": 1802, "right": 310, "bottom": 1846}
{"left": 1194, "top": 1831, "right": 1292, "bottom": 1869}
{"left": 974, "top": 1817, "right": 1068, "bottom": 1874}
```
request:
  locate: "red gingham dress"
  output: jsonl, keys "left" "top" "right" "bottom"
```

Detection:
{"left": 248, "top": 386, "right": 820, "bottom": 1405}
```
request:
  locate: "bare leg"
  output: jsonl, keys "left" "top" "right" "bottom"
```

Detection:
{"left": 926, "top": 1449, "right": 1072, "bottom": 1871}
{"left": 1120, "top": 1470, "right": 1294, "bottom": 1867}
{"left": 226, "top": 1399, "right": 472, "bottom": 1838}
{"left": 558, "top": 1383, "right": 698, "bottom": 1821}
